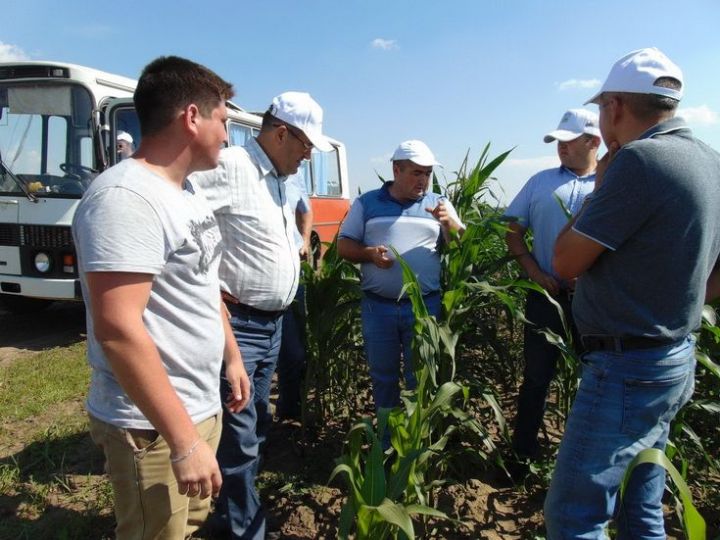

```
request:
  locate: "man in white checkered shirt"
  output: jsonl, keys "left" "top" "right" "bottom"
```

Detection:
{"left": 192, "top": 91, "right": 333, "bottom": 540}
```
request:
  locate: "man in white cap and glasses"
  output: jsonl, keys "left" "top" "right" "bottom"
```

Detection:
{"left": 503, "top": 109, "right": 600, "bottom": 468}
{"left": 116, "top": 130, "right": 135, "bottom": 160}
{"left": 192, "top": 91, "right": 332, "bottom": 539}
{"left": 548, "top": 47, "right": 720, "bottom": 538}
{"left": 338, "top": 140, "right": 464, "bottom": 425}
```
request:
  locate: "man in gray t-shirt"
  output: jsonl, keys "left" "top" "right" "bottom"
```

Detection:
{"left": 547, "top": 48, "right": 720, "bottom": 538}
{"left": 73, "top": 57, "right": 250, "bottom": 540}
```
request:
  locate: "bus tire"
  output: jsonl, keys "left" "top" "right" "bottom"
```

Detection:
{"left": 0, "top": 295, "right": 53, "bottom": 314}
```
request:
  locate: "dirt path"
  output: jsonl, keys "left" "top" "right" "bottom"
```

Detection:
{"left": 0, "top": 302, "right": 87, "bottom": 366}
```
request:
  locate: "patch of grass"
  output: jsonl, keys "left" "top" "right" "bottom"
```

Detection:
{"left": 0, "top": 344, "right": 113, "bottom": 539}
{"left": 0, "top": 459, "right": 20, "bottom": 491}
{"left": 0, "top": 342, "right": 89, "bottom": 424}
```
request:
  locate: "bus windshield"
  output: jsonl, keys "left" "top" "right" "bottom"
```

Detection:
{"left": 0, "top": 82, "right": 96, "bottom": 198}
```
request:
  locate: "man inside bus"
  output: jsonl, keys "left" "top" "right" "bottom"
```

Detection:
{"left": 192, "top": 91, "right": 332, "bottom": 539}
{"left": 73, "top": 56, "right": 250, "bottom": 540}
{"left": 504, "top": 109, "right": 599, "bottom": 466}
{"left": 337, "top": 140, "right": 464, "bottom": 435}
{"left": 116, "top": 130, "right": 134, "bottom": 160}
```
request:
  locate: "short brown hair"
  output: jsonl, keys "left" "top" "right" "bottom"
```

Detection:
{"left": 134, "top": 56, "right": 234, "bottom": 136}
{"left": 610, "top": 76, "right": 681, "bottom": 121}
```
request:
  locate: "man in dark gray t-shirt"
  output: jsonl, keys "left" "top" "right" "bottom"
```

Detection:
{"left": 546, "top": 48, "right": 720, "bottom": 539}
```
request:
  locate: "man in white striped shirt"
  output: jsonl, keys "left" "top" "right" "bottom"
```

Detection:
{"left": 192, "top": 91, "right": 332, "bottom": 540}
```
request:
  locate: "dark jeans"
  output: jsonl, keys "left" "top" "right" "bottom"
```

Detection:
{"left": 512, "top": 288, "right": 579, "bottom": 457}
{"left": 214, "top": 305, "right": 283, "bottom": 540}
{"left": 276, "top": 286, "right": 306, "bottom": 419}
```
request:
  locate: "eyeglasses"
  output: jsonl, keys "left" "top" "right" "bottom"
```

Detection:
{"left": 275, "top": 123, "right": 313, "bottom": 151}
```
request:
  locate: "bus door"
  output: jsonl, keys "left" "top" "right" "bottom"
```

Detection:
{"left": 104, "top": 98, "right": 141, "bottom": 166}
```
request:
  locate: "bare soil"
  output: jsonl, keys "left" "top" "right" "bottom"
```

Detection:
{"left": 1, "top": 306, "right": 715, "bottom": 539}
{"left": 0, "top": 302, "right": 87, "bottom": 366}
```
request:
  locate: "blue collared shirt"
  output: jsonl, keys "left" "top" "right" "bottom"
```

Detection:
{"left": 504, "top": 166, "right": 595, "bottom": 278}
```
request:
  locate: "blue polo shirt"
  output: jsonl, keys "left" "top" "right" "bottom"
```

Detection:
{"left": 339, "top": 183, "right": 462, "bottom": 298}
{"left": 504, "top": 166, "right": 595, "bottom": 278}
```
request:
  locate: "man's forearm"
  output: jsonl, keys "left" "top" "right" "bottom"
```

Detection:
{"left": 506, "top": 226, "right": 542, "bottom": 279}
{"left": 98, "top": 323, "right": 199, "bottom": 455}
{"left": 88, "top": 273, "right": 200, "bottom": 456}
{"left": 337, "top": 237, "right": 374, "bottom": 263}
{"left": 298, "top": 208, "right": 313, "bottom": 244}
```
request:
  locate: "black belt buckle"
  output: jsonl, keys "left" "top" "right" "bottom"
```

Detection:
{"left": 581, "top": 334, "right": 622, "bottom": 352}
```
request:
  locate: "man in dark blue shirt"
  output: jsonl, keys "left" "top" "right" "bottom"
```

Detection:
{"left": 547, "top": 48, "right": 720, "bottom": 539}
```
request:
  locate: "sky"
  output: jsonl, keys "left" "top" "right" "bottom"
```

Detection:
{"left": 2, "top": 0, "right": 719, "bottom": 205}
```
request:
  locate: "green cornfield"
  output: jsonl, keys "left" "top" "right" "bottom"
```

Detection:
{"left": 297, "top": 145, "right": 720, "bottom": 540}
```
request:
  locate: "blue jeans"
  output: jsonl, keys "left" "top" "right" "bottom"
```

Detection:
{"left": 544, "top": 335, "right": 696, "bottom": 540}
{"left": 513, "top": 289, "right": 579, "bottom": 457}
{"left": 215, "top": 306, "right": 283, "bottom": 540}
{"left": 361, "top": 292, "right": 441, "bottom": 410}
{"left": 276, "top": 286, "right": 306, "bottom": 419}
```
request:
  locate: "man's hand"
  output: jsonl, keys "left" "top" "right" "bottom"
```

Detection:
{"left": 425, "top": 201, "right": 461, "bottom": 233}
{"left": 594, "top": 141, "right": 620, "bottom": 190}
{"left": 528, "top": 268, "right": 560, "bottom": 296}
{"left": 171, "top": 439, "right": 222, "bottom": 499}
{"left": 224, "top": 357, "right": 251, "bottom": 413}
{"left": 298, "top": 241, "right": 310, "bottom": 260}
{"left": 369, "top": 245, "right": 393, "bottom": 269}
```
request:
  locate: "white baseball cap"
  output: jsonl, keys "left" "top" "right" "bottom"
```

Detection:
{"left": 391, "top": 140, "right": 440, "bottom": 167}
{"left": 269, "top": 91, "right": 333, "bottom": 152}
{"left": 585, "top": 47, "right": 683, "bottom": 105}
{"left": 116, "top": 131, "right": 133, "bottom": 144}
{"left": 543, "top": 109, "right": 600, "bottom": 143}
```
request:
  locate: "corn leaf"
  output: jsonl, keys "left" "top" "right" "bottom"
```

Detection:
{"left": 620, "top": 448, "right": 706, "bottom": 540}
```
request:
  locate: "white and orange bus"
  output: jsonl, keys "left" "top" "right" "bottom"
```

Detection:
{"left": 0, "top": 61, "right": 349, "bottom": 312}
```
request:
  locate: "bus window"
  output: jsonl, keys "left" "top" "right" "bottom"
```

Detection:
{"left": 298, "top": 160, "right": 312, "bottom": 195}
{"left": 80, "top": 137, "right": 93, "bottom": 168}
{"left": 47, "top": 116, "right": 67, "bottom": 175}
{"left": 110, "top": 108, "right": 140, "bottom": 164}
{"left": 311, "top": 147, "right": 340, "bottom": 197}
{"left": 229, "top": 122, "right": 254, "bottom": 147}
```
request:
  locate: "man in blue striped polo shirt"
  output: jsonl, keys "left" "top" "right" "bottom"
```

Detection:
{"left": 338, "top": 140, "right": 464, "bottom": 413}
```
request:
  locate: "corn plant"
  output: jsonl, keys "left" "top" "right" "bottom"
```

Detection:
{"left": 301, "top": 238, "right": 365, "bottom": 427}
{"left": 332, "top": 147, "right": 527, "bottom": 538}
{"left": 330, "top": 406, "right": 450, "bottom": 540}
{"left": 437, "top": 146, "right": 528, "bottom": 391}
{"left": 331, "top": 261, "right": 479, "bottom": 539}
{"left": 620, "top": 448, "right": 706, "bottom": 540}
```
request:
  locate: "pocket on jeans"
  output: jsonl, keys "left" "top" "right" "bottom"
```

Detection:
{"left": 126, "top": 428, "right": 161, "bottom": 459}
{"left": 621, "top": 373, "right": 688, "bottom": 436}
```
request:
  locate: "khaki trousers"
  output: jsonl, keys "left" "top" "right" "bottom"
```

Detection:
{"left": 89, "top": 413, "right": 221, "bottom": 540}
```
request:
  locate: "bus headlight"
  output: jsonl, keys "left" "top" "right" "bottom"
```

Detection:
{"left": 34, "top": 252, "right": 52, "bottom": 273}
